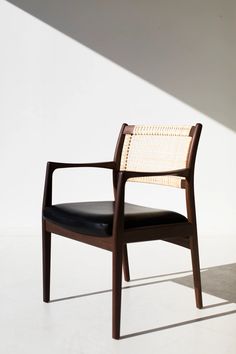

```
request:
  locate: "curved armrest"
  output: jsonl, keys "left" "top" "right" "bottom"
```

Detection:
{"left": 42, "top": 161, "right": 115, "bottom": 208}
{"left": 122, "top": 168, "right": 190, "bottom": 181}
{"left": 47, "top": 160, "right": 115, "bottom": 172}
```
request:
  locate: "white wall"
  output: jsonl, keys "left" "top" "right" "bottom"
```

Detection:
{"left": 0, "top": 0, "right": 235, "bottom": 238}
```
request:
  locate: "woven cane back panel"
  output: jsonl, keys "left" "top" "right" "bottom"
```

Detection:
{"left": 120, "top": 125, "right": 193, "bottom": 188}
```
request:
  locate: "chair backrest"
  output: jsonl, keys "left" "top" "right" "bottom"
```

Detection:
{"left": 119, "top": 124, "right": 201, "bottom": 188}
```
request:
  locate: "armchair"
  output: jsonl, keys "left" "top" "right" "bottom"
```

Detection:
{"left": 42, "top": 123, "right": 203, "bottom": 339}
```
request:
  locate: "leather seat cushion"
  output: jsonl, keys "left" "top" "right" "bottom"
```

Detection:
{"left": 43, "top": 201, "right": 187, "bottom": 237}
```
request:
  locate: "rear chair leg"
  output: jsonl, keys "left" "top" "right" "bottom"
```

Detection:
{"left": 112, "top": 246, "right": 123, "bottom": 339}
{"left": 122, "top": 244, "right": 130, "bottom": 282}
{"left": 190, "top": 233, "right": 203, "bottom": 308}
{"left": 42, "top": 222, "right": 51, "bottom": 303}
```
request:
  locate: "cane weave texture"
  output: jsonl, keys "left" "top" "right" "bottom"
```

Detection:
{"left": 120, "top": 125, "right": 193, "bottom": 188}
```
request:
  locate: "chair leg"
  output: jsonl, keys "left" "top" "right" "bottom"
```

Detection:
{"left": 112, "top": 245, "right": 123, "bottom": 339}
{"left": 190, "top": 233, "right": 203, "bottom": 309}
{"left": 122, "top": 244, "right": 130, "bottom": 281}
{"left": 42, "top": 222, "right": 51, "bottom": 303}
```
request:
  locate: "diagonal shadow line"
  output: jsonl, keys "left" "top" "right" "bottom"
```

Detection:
{"left": 129, "top": 268, "right": 209, "bottom": 282}
{"left": 51, "top": 289, "right": 111, "bottom": 302}
{"left": 129, "top": 270, "right": 193, "bottom": 282}
{"left": 121, "top": 309, "right": 236, "bottom": 339}
{"left": 50, "top": 275, "right": 225, "bottom": 306}
{"left": 203, "top": 301, "right": 230, "bottom": 309}
{"left": 51, "top": 267, "right": 212, "bottom": 303}
{"left": 51, "top": 263, "right": 236, "bottom": 305}
{"left": 50, "top": 278, "right": 172, "bottom": 302}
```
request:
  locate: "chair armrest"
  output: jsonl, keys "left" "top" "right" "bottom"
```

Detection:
{"left": 42, "top": 161, "right": 115, "bottom": 208}
{"left": 47, "top": 161, "right": 115, "bottom": 172}
{"left": 122, "top": 168, "right": 190, "bottom": 181}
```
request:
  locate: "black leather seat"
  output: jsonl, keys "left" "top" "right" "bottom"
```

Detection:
{"left": 43, "top": 201, "right": 187, "bottom": 237}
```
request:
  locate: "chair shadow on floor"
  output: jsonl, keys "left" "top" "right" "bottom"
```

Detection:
{"left": 173, "top": 263, "right": 236, "bottom": 304}
{"left": 50, "top": 263, "right": 236, "bottom": 339}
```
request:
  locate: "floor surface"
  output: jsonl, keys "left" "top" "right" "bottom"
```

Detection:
{"left": 0, "top": 235, "right": 236, "bottom": 354}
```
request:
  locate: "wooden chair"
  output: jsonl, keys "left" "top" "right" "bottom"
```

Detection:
{"left": 42, "top": 123, "right": 203, "bottom": 339}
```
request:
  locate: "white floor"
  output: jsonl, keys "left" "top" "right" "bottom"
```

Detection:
{"left": 1, "top": 235, "right": 236, "bottom": 354}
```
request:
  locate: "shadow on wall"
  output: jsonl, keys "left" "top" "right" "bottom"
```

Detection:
{"left": 7, "top": 0, "right": 236, "bottom": 131}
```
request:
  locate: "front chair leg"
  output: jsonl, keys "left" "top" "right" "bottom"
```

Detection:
{"left": 112, "top": 245, "right": 123, "bottom": 339}
{"left": 42, "top": 221, "right": 51, "bottom": 303}
{"left": 190, "top": 233, "right": 203, "bottom": 309}
{"left": 122, "top": 244, "right": 130, "bottom": 281}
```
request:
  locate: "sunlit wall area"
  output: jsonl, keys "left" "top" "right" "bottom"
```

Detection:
{"left": 0, "top": 0, "right": 235, "bottom": 238}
